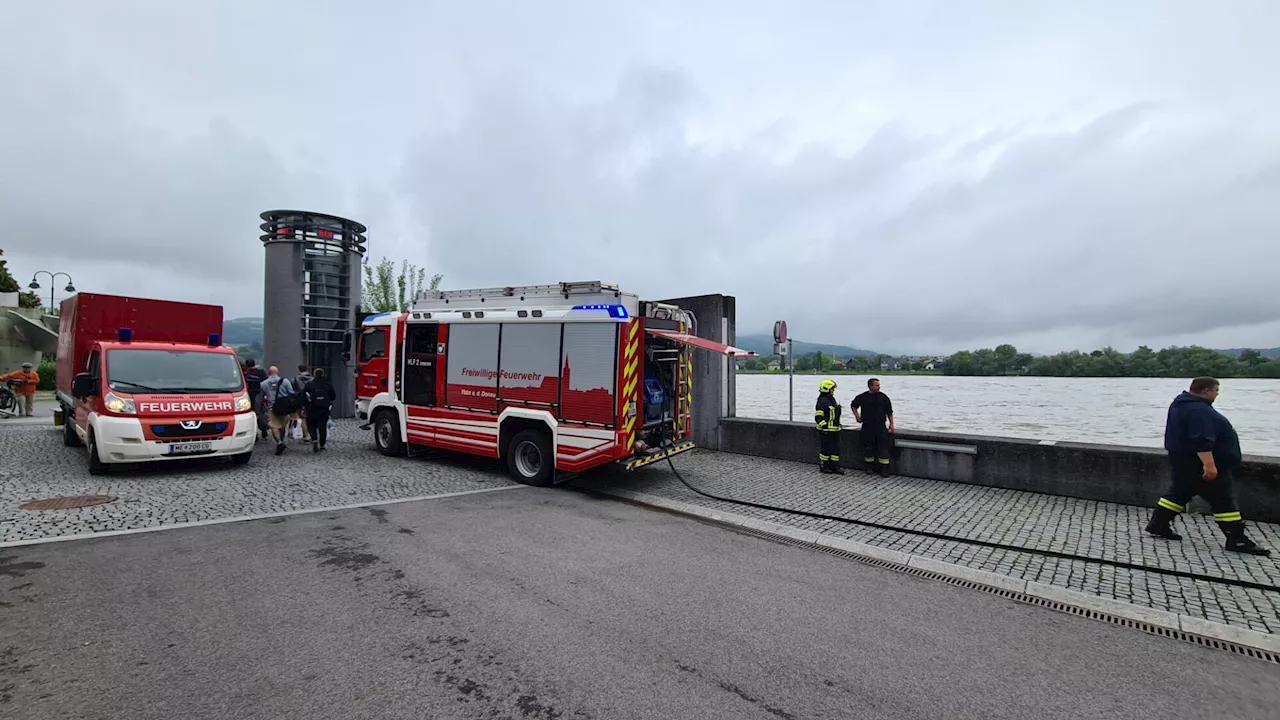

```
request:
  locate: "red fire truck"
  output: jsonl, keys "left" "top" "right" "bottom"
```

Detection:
{"left": 354, "top": 281, "right": 754, "bottom": 485}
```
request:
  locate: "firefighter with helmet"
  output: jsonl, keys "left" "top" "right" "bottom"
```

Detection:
{"left": 815, "top": 379, "right": 844, "bottom": 474}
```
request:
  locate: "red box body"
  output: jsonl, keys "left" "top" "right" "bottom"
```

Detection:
{"left": 56, "top": 293, "right": 224, "bottom": 396}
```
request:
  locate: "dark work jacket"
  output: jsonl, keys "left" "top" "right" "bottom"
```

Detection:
{"left": 245, "top": 367, "right": 267, "bottom": 395}
{"left": 815, "top": 393, "right": 842, "bottom": 432}
{"left": 305, "top": 377, "right": 337, "bottom": 412}
{"left": 1164, "top": 391, "right": 1242, "bottom": 469}
{"left": 851, "top": 391, "right": 893, "bottom": 430}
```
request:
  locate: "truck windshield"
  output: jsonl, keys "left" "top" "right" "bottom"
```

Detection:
{"left": 106, "top": 350, "right": 244, "bottom": 394}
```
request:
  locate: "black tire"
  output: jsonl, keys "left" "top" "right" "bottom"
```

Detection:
{"left": 63, "top": 409, "right": 82, "bottom": 447}
{"left": 230, "top": 451, "right": 252, "bottom": 465}
{"left": 373, "top": 410, "right": 403, "bottom": 457}
{"left": 87, "top": 430, "right": 108, "bottom": 476}
{"left": 506, "top": 428, "right": 555, "bottom": 487}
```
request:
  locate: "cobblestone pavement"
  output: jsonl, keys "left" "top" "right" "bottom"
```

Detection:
{"left": 0, "top": 420, "right": 517, "bottom": 543}
{"left": 590, "top": 450, "right": 1280, "bottom": 635}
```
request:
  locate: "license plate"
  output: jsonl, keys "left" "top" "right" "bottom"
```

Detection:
{"left": 169, "top": 442, "right": 212, "bottom": 455}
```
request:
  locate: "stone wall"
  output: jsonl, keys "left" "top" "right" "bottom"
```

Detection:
{"left": 719, "top": 417, "right": 1280, "bottom": 523}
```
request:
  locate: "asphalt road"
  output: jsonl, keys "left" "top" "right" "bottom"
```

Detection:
{"left": 2, "top": 488, "right": 1276, "bottom": 720}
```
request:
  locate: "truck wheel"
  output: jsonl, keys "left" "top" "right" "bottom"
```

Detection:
{"left": 230, "top": 451, "right": 252, "bottom": 466}
{"left": 63, "top": 410, "right": 82, "bottom": 447}
{"left": 87, "top": 430, "right": 108, "bottom": 476}
{"left": 373, "top": 411, "right": 403, "bottom": 457}
{"left": 506, "top": 429, "right": 554, "bottom": 487}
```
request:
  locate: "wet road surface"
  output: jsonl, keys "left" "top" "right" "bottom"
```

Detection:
{"left": 2, "top": 487, "right": 1276, "bottom": 719}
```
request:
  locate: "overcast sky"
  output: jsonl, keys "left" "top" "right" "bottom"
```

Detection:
{"left": 3, "top": 1, "right": 1278, "bottom": 354}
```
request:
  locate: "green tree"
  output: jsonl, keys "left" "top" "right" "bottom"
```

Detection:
{"left": 849, "top": 355, "right": 874, "bottom": 372}
{"left": 971, "top": 348, "right": 998, "bottom": 375}
{"left": 0, "top": 248, "right": 20, "bottom": 293}
{"left": 944, "top": 350, "right": 974, "bottom": 375}
{"left": 1238, "top": 349, "right": 1266, "bottom": 367}
{"left": 361, "top": 256, "right": 442, "bottom": 312}
{"left": 994, "top": 344, "right": 1018, "bottom": 374}
{"left": 1126, "top": 345, "right": 1160, "bottom": 376}
{"left": 794, "top": 354, "right": 814, "bottom": 372}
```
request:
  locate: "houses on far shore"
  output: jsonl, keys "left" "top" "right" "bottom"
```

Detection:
{"left": 870, "top": 355, "right": 948, "bottom": 371}
{"left": 738, "top": 353, "right": 950, "bottom": 372}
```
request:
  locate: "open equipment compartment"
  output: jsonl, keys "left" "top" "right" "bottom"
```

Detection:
{"left": 634, "top": 303, "right": 689, "bottom": 453}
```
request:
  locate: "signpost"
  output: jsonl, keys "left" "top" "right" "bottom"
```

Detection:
{"left": 774, "top": 321, "right": 793, "bottom": 422}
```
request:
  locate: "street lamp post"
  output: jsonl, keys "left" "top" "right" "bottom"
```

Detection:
{"left": 28, "top": 271, "right": 76, "bottom": 312}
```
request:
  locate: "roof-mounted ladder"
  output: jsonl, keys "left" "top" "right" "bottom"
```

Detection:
{"left": 412, "top": 281, "right": 634, "bottom": 312}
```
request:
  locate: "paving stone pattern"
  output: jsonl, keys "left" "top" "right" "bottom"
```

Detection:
{"left": 593, "top": 450, "right": 1280, "bottom": 635}
{"left": 0, "top": 421, "right": 516, "bottom": 543}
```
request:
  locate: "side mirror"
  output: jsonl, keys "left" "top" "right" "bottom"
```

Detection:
{"left": 72, "top": 372, "right": 98, "bottom": 398}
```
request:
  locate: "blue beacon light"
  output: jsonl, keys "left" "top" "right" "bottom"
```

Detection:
{"left": 572, "top": 304, "right": 629, "bottom": 319}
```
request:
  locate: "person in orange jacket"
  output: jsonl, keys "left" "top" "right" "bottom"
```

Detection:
{"left": 1, "top": 361, "right": 39, "bottom": 416}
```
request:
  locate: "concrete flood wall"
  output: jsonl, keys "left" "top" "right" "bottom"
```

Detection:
{"left": 659, "top": 293, "right": 738, "bottom": 451}
{"left": 718, "top": 417, "right": 1280, "bottom": 523}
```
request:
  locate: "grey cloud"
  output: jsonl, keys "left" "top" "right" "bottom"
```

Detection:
{"left": 401, "top": 73, "right": 1280, "bottom": 352}
{"left": 0, "top": 42, "right": 344, "bottom": 317}
{"left": 4, "top": 1, "right": 1279, "bottom": 354}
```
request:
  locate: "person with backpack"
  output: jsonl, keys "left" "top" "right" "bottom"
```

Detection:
{"left": 260, "top": 366, "right": 298, "bottom": 455}
{"left": 304, "top": 367, "right": 337, "bottom": 452}
{"left": 292, "top": 364, "right": 314, "bottom": 442}
{"left": 243, "top": 359, "right": 269, "bottom": 440}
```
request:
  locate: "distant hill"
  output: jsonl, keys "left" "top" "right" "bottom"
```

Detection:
{"left": 735, "top": 334, "right": 879, "bottom": 358}
{"left": 1216, "top": 347, "right": 1280, "bottom": 359}
{"left": 224, "top": 317, "right": 263, "bottom": 346}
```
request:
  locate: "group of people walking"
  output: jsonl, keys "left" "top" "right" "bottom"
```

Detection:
{"left": 242, "top": 360, "right": 337, "bottom": 455}
{"left": 814, "top": 375, "right": 1270, "bottom": 556}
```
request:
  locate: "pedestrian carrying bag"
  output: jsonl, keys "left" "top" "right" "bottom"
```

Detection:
{"left": 287, "top": 419, "right": 304, "bottom": 441}
{"left": 272, "top": 391, "right": 305, "bottom": 416}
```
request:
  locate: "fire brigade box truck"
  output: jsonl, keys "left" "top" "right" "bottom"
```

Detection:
{"left": 354, "top": 281, "right": 755, "bottom": 485}
{"left": 56, "top": 293, "right": 256, "bottom": 474}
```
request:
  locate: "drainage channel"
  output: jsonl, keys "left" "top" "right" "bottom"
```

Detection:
{"left": 637, "top": 500, "right": 1280, "bottom": 666}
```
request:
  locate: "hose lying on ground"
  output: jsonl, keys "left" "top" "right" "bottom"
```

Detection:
{"left": 658, "top": 449, "right": 1280, "bottom": 594}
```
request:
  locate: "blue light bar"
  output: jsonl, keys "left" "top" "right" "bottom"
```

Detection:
{"left": 208, "top": 333, "right": 221, "bottom": 346}
{"left": 572, "top": 304, "right": 629, "bottom": 319}
{"left": 117, "top": 327, "right": 132, "bottom": 342}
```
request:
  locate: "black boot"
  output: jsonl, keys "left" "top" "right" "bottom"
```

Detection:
{"left": 876, "top": 463, "right": 888, "bottom": 477}
{"left": 828, "top": 461, "right": 845, "bottom": 475}
{"left": 1145, "top": 506, "right": 1182, "bottom": 540}
{"left": 1219, "top": 521, "right": 1272, "bottom": 556}
{"left": 819, "top": 460, "right": 832, "bottom": 473}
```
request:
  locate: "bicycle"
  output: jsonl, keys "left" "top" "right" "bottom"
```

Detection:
{"left": 0, "top": 379, "right": 21, "bottom": 419}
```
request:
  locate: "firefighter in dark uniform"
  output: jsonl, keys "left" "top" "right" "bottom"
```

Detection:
{"left": 851, "top": 378, "right": 894, "bottom": 476}
{"left": 814, "top": 379, "right": 844, "bottom": 474}
{"left": 1145, "top": 376, "right": 1270, "bottom": 555}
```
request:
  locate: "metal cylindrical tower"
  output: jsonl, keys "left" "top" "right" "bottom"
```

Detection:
{"left": 260, "top": 210, "right": 367, "bottom": 418}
